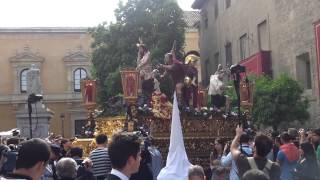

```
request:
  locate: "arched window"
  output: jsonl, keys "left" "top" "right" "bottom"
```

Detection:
{"left": 74, "top": 68, "right": 87, "bottom": 92}
{"left": 20, "top": 69, "right": 29, "bottom": 93}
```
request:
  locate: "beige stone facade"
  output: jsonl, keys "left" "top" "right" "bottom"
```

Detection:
{"left": 0, "top": 28, "right": 91, "bottom": 137}
{"left": 0, "top": 24, "right": 200, "bottom": 137}
{"left": 192, "top": 0, "right": 320, "bottom": 126}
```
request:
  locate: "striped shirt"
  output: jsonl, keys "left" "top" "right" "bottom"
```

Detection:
{"left": 89, "top": 147, "right": 112, "bottom": 177}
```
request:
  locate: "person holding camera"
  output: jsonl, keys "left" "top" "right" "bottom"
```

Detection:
{"left": 221, "top": 132, "right": 253, "bottom": 180}
{"left": 230, "top": 125, "right": 280, "bottom": 180}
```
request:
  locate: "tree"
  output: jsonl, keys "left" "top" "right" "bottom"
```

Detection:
{"left": 252, "top": 74, "right": 309, "bottom": 130}
{"left": 90, "top": 0, "right": 186, "bottom": 105}
{"left": 226, "top": 74, "right": 309, "bottom": 130}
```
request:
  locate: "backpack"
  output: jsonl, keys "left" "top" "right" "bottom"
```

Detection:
{"left": 247, "top": 157, "right": 273, "bottom": 179}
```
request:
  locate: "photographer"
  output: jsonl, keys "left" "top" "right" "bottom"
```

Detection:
{"left": 0, "top": 145, "right": 9, "bottom": 175}
{"left": 230, "top": 125, "right": 280, "bottom": 180}
{"left": 221, "top": 133, "right": 253, "bottom": 180}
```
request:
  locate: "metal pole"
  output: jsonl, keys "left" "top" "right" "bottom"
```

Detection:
{"left": 28, "top": 102, "right": 33, "bottom": 139}
{"left": 60, "top": 113, "right": 65, "bottom": 137}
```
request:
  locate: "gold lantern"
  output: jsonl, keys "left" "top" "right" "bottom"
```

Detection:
{"left": 81, "top": 79, "right": 97, "bottom": 111}
{"left": 120, "top": 68, "right": 139, "bottom": 104}
{"left": 240, "top": 79, "right": 254, "bottom": 113}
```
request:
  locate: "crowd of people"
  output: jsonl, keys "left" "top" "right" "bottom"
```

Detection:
{"left": 0, "top": 126, "right": 320, "bottom": 180}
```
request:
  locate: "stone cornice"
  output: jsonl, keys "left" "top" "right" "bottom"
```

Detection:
{"left": 63, "top": 46, "right": 90, "bottom": 63}
{"left": 9, "top": 45, "right": 45, "bottom": 63}
{"left": 0, "top": 92, "right": 83, "bottom": 104}
{"left": 0, "top": 27, "right": 89, "bottom": 34}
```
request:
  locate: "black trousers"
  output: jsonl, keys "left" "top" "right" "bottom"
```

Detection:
{"left": 211, "top": 94, "right": 226, "bottom": 108}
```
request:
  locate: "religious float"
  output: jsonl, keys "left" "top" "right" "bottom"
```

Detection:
{"left": 72, "top": 41, "right": 254, "bottom": 169}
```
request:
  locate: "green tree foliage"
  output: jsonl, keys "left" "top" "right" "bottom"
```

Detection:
{"left": 226, "top": 74, "right": 309, "bottom": 130}
{"left": 90, "top": 0, "right": 186, "bottom": 104}
{"left": 252, "top": 74, "right": 309, "bottom": 130}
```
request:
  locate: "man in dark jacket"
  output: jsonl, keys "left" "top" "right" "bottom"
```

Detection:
{"left": 105, "top": 132, "right": 141, "bottom": 180}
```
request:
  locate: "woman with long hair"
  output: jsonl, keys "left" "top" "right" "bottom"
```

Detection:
{"left": 293, "top": 142, "right": 320, "bottom": 180}
{"left": 210, "top": 138, "right": 229, "bottom": 180}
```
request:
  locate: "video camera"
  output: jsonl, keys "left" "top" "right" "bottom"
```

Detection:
{"left": 28, "top": 93, "right": 43, "bottom": 104}
{"left": 230, "top": 64, "right": 246, "bottom": 74}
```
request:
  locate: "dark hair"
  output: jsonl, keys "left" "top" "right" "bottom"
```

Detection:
{"left": 240, "top": 134, "right": 250, "bottom": 144}
{"left": 95, "top": 134, "right": 108, "bottom": 145}
{"left": 70, "top": 147, "right": 83, "bottom": 158}
{"left": 242, "top": 169, "right": 269, "bottom": 180}
{"left": 211, "top": 138, "right": 225, "bottom": 159}
{"left": 108, "top": 132, "right": 141, "bottom": 170}
{"left": 0, "top": 144, "right": 9, "bottom": 159}
{"left": 16, "top": 138, "right": 50, "bottom": 169}
{"left": 312, "top": 128, "right": 320, "bottom": 136}
{"left": 300, "top": 142, "right": 316, "bottom": 160}
{"left": 60, "top": 139, "right": 69, "bottom": 146}
{"left": 280, "top": 132, "right": 292, "bottom": 143}
{"left": 254, "top": 134, "right": 273, "bottom": 157}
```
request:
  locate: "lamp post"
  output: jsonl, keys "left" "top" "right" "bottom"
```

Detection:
{"left": 27, "top": 93, "right": 43, "bottom": 139}
{"left": 60, "top": 113, "right": 65, "bottom": 137}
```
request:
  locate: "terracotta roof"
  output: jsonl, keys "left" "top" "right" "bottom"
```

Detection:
{"left": 183, "top": 11, "right": 200, "bottom": 29}
{"left": 192, "top": 0, "right": 208, "bottom": 9}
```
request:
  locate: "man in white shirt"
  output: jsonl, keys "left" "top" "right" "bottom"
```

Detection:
{"left": 105, "top": 132, "right": 141, "bottom": 180}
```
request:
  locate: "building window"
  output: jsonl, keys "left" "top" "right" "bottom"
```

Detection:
{"left": 258, "top": 20, "right": 269, "bottom": 50}
{"left": 20, "top": 69, "right": 29, "bottom": 93}
{"left": 240, "top": 34, "right": 247, "bottom": 60}
{"left": 74, "top": 119, "right": 87, "bottom": 137}
{"left": 214, "top": 0, "right": 219, "bottom": 19}
{"left": 74, "top": 68, "right": 87, "bottom": 92}
{"left": 225, "top": 0, "right": 231, "bottom": 9}
{"left": 225, "top": 42, "right": 232, "bottom": 66}
{"left": 296, "top": 53, "right": 312, "bottom": 89}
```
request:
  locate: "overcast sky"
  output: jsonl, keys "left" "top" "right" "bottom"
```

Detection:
{"left": 0, "top": 0, "right": 195, "bottom": 27}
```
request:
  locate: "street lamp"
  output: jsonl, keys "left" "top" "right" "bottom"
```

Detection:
{"left": 27, "top": 93, "right": 43, "bottom": 139}
{"left": 60, "top": 113, "right": 65, "bottom": 137}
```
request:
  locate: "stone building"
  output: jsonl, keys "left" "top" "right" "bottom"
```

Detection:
{"left": 192, "top": 0, "right": 320, "bottom": 125}
{"left": 183, "top": 11, "right": 201, "bottom": 82}
{"left": 0, "top": 21, "right": 200, "bottom": 137}
{"left": 0, "top": 28, "right": 92, "bottom": 137}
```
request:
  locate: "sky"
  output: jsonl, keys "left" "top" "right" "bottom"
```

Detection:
{"left": 0, "top": 0, "right": 195, "bottom": 27}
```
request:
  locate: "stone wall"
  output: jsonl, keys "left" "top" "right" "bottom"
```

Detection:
{"left": 195, "top": 0, "right": 320, "bottom": 126}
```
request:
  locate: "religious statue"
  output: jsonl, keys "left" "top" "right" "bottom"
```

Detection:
{"left": 136, "top": 38, "right": 152, "bottom": 88}
{"left": 208, "top": 64, "right": 230, "bottom": 111}
{"left": 26, "top": 64, "right": 42, "bottom": 95}
{"left": 183, "top": 51, "right": 200, "bottom": 108}
{"left": 159, "top": 41, "right": 185, "bottom": 106}
{"left": 126, "top": 74, "right": 136, "bottom": 97}
{"left": 84, "top": 82, "right": 93, "bottom": 103}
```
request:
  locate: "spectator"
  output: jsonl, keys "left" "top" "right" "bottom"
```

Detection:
{"left": 89, "top": 134, "right": 111, "bottom": 180}
{"left": 106, "top": 132, "right": 141, "bottom": 180}
{"left": 0, "top": 145, "right": 9, "bottom": 175}
{"left": 56, "top": 158, "right": 77, "bottom": 180}
{"left": 221, "top": 133, "right": 252, "bottom": 180}
{"left": 230, "top": 126, "right": 280, "bottom": 180}
{"left": 277, "top": 132, "right": 299, "bottom": 180}
{"left": 147, "top": 138, "right": 162, "bottom": 180}
{"left": 210, "top": 138, "right": 228, "bottom": 180}
{"left": 3, "top": 138, "right": 50, "bottom": 180}
{"left": 188, "top": 165, "right": 206, "bottom": 180}
{"left": 60, "top": 139, "right": 71, "bottom": 158}
{"left": 310, "top": 128, "right": 320, "bottom": 161}
{"left": 70, "top": 147, "right": 83, "bottom": 165}
{"left": 41, "top": 144, "right": 61, "bottom": 180}
{"left": 70, "top": 147, "right": 95, "bottom": 180}
{"left": 292, "top": 142, "right": 320, "bottom": 180}
{"left": 242, "top": 169, "right": 269, "bottom": 180}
